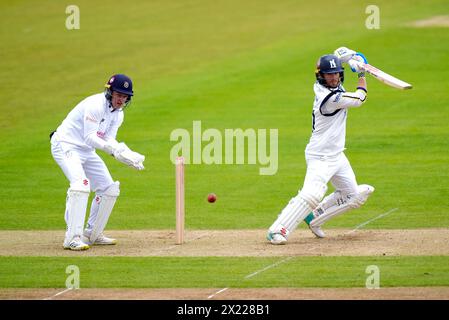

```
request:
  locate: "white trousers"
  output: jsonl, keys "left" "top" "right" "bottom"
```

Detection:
{"left": 303, "top": 152, "right": 358, "bottom": 196}
{"left": 51, "top": 136, "right": 114, "bottom": 192}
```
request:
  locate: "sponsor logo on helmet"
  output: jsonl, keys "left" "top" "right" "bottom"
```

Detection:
{"left": 124, "top": 81, "right": 129, "bottom": 88}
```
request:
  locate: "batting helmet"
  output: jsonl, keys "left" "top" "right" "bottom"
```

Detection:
{"left": 315, "top": 54, "right": 344, "bottom": 87}
{"left": 104, "top": 74, "right": 134, "bottom": 107}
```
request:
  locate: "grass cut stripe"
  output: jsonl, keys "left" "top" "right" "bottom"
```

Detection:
{"left": 0, "top": 256, "right": 448, "bottom": 288}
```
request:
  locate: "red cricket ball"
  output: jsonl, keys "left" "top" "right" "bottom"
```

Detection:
{"left": 207, "top": 193, "right": 217, "bottom": 203}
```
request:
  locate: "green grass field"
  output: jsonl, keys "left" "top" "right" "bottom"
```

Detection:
{"left": 0, "top": 0, "right": 448, "bottom": 298}
{"left": 1, "top": 256, "right": 449, "bottom": 288}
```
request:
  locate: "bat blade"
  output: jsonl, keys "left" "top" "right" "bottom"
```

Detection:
{"left": 351, "top": 60, "right": 412, "bottom": 90}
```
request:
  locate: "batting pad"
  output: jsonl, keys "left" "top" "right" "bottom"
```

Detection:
{"left": 65, "top": 181, "right": 90, "bottom": 241}
{"left": 310, "top": 184, "right": 375, "bottom": 227}
{"left": 269, "top": 195, "right": 312, "bottom": 238}
{"left": 89, "top": 181, "right": 120, "bottom": 242}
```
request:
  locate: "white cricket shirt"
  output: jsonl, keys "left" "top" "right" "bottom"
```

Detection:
{"left": 54, "top": 93, "right": 124, "bottom": 151}
{"left": 305, "top": 82, "right": 367, "bottom": 157}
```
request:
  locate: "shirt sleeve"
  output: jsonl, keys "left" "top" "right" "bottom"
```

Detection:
{"left": 83, "top": 104, "right": 108, "bottom": 150}
{"left": 323, "top": 88, "right": 367, "bottom": 112}
{"left": 104, "top": 112, "right": 124, "bottom": 142}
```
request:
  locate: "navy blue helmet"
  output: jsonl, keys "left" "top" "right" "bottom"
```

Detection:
{"left": 315, "top": 54, "right": 344, "bottom": 87}
{"left": 104, "top": 74, "right": 133, "bottom": 107}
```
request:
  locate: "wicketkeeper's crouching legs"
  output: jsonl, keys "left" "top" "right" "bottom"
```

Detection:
{"left": 304, "top": 184, "right": 375, "bottom": 238}
{"left": 267, "top": 181, "right": 327, "bottom": 244}
{"left": 83, "top": 181, "right": 120, "bottom": 245}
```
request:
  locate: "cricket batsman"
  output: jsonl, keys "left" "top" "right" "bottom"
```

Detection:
{"left": 267, "top": 49, "right": 375, "bottom": 244}
{"left": 50, "top": 74, "right": 145, "bottom": 250}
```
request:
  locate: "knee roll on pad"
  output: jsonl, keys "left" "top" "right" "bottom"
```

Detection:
{"left": 358, "top": 184, "right": 375, "bottom": 195}
{"left": 299, "top": 182, "right": 327, "bottom": 208}
{"left": 102, "top": 181, "right": 120, "bottom": 197}
{"left": 353, "top": 184, "right": 375, "bottom": 207}
{"left": 69, "top": 178, "right": 91, "bottom": 193}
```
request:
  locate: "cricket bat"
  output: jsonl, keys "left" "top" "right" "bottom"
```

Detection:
{"left": 349, "top": 59, "right": 412, "bottom": 90}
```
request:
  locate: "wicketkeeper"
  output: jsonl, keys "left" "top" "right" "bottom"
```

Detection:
{"left": 50, "top": 74, "right": 145, "bottom": 250}
{"left": 267, "top": 49, "right": 374, "bottom": 244}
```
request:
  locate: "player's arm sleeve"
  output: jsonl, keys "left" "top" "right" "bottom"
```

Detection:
{"left": 83, "top": 106, "right": 112, "bottom": 152}
{"left": 104, "top": 112, "right": 124, "bottom": 143}
{"left": 320, "top": 88, "right": 367, "bottom": 115}
{"left": 331, "top": 87, "right": 367, "bottom": 109}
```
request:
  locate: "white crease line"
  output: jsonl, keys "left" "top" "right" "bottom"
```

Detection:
{"left": 207, "top": 256, "right": 298, "bottom": 299}
{"left": 43, "top": 287, "right": 73, "bottom": 300}
{"left": 209, "top": 207, "right": 400, "bottom": 299}
{"left": 154, "top": 231, "right": 211, "bottom": 254}
{"left": 207, "top": 287, "right": 229, "bottom": 299}
{"left": 244, "top": 256, "right": 294, "bottom": 279}
{"left": 43, "top": 232, "right": 211, "bottom": 300}
{"left": 346, "top": 207, "right": 399, "bottom": 235}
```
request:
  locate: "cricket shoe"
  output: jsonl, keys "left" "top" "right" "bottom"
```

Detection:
{"left": 308, "top": 224, "right": 325, "bottom": 238}
{"left": 266, "top": 232, "right": 287, "bottom": 245}
{"left": 82, "top": 232, "right": 117, "bottom": 245}
{"left": 304, "top": 212, "right": 325, "bottom": 238}
{"left": 63, "top": 236, "right": 90, "bottom": 251}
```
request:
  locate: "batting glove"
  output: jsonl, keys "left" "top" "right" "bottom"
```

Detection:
{"left": 350, "top": 53, "right": 368, "bottom": 71}
{"left": 334, "top": 47, "right": 356, "bottom": 63}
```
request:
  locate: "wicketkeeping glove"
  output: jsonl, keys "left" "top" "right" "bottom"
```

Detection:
{"left": 112, "top": 143, "right": 145, "bottom": 170}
